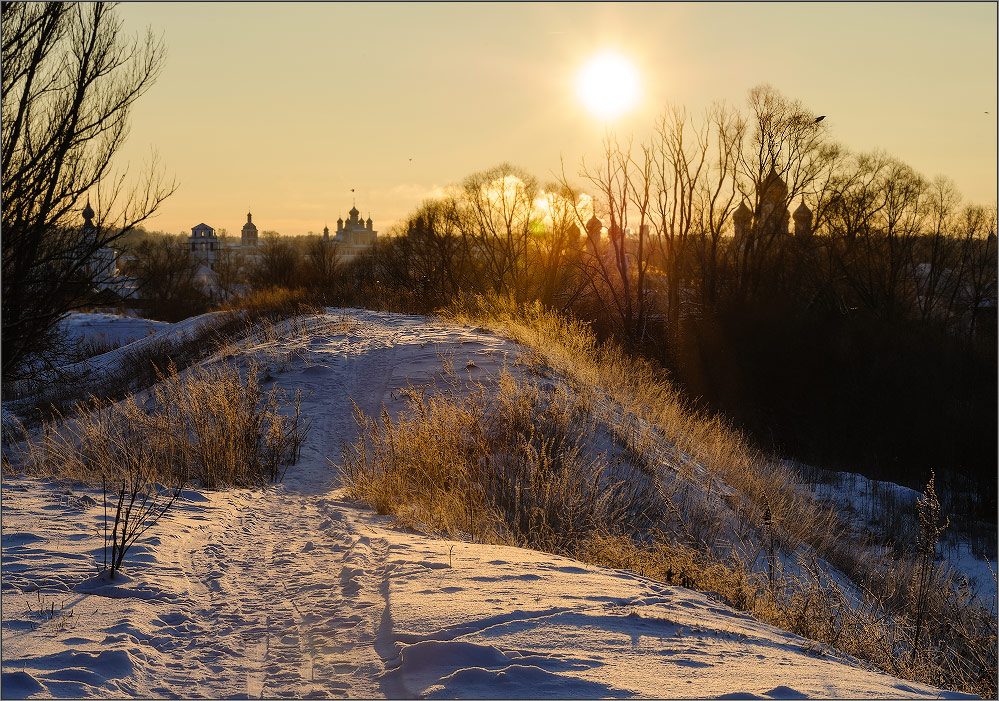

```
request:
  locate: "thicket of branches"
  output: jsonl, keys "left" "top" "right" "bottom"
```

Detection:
{"left": 1, "top": 2, "right": 176, "bottom": 381}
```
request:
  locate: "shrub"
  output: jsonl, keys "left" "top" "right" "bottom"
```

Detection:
{"left": 340, "top": 371, "right": 661, "bottom": 553}
{"left": 11, "top": 359, "right": 309, "bottom": 489}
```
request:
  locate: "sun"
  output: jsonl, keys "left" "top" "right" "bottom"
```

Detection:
{"left": 575, "top": 51, "right": 641, "bottom": 120}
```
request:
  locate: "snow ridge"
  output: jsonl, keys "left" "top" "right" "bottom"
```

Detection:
{"left": 0, "top": 309, "right": 978, "bottom": 699}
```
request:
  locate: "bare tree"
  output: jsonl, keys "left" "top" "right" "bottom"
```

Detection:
{"left": 122, "top": 238, "right": 207, "bottom": 321}
{"left": 212, "top": 230, "right": 245, "bottom": 302}
{"left": 572, "top": 133, "right": 653, "bottom": 343}
{"left": 458, "top": 163, "right": 541, "bottom": 302}
{"left": 692, "top": 102, "right": 746, "bottom": 309}
{"left": 250, "top": 232, "right": 299, "bottom": 289}
{"left": 734, "top": 84, "right": 829, "bottom": 300}
{"left": 912, "top": 176, "right": 962, "bottom": 324}
{"left": 828, "top": 152, "right": 927, "bottom": 318}
{"left": 303, "top": 235, "right": 339, "bottom": 299}
{"left": 648, "top": 105, "right": 709, "bottom": 332}
{"left": 403, "top": 198, "right": 475, "bottom": 300}
{"left": 2, "top": 2, "right": 176, "bottom": 380}
{"left": 534, "top": 182, "right": 586, "bottom": 309}
{"left": 950, "top": 204, "right": 998, "bottom": 342}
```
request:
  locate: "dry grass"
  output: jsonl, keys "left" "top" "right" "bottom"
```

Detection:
{"left": 8, "top": 359, "right": 309, "bottom": 489}
{"left": 340, "top": 369, "right": 662, "bottom": 552}
{"left": 336, "top": 294, "right": 997, "bottom": 698}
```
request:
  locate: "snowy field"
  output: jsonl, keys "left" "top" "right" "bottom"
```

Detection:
{"left": 0, "top": 309, "right": 985, "bottom": 698}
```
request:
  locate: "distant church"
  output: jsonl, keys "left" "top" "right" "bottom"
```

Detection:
{"left": 322, "top": 205, "right": 377, "bottom": 262}
{"left": 325, "top": 206, "right": 377, "bottom": 246}
{"left": 241, "top": 210, "right": 258, "bottom": 247}
{"left": 187, "top": 210, "right": 261, "bottom": 270}
{"left": 733, "top": 167, "right": 812, "bottom": 244}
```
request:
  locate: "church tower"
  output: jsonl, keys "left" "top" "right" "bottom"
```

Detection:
{"left": 241, "top": 210, "right": 258, "bottom": 247}
{"left": 733, "top": 201, "right": 753, "bottom": 244}
{"left": 793, "top": 201, "right": 813, "bottom": 239}
{"left": 756, "top": 167, "right": 790, "bottom": 236}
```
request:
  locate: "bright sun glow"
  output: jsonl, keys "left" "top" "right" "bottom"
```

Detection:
{"left": 575, "top": 51, "right": 641, "bottom": 120}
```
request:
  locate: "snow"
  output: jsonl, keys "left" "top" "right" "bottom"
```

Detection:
{"left": 0, "top": 309, "right": 984, "bottom": 699}
{"left": 59, "top": 312, "right": 170, "bottom": 349}
{"left": 799, "top": 464, "right": 998, "bottom": 608}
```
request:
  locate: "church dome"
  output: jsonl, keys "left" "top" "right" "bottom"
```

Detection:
{"left": 585, "top": 215, "right": 602, "bottom": 238}
{"left": 760, "top": 167, "right": 787, "bottom": 201}
{"left": 793, "top": 201, "right": 812, "bottom": 217}
{"left": 82, "top": 200, "right": 94, "bottom": 220}
{"left": 349, "top": 206, "right": 360, "bottom": 217}
{"left": 733, "top": 201, "right": 753, "bottom": 221}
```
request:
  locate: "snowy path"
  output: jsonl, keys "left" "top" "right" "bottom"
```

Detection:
{"left": 0, "top": 310, "right": 976, "bottom": 699}
{"left": 143, "top": 489, "right": 390, "bottom": 698}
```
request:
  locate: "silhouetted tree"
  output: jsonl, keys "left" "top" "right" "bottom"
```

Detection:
{"left": 1, "top": 2, "right": 175, "bottom": 380}
{"left": 213, "top": 231, "right": 245, "bottom": 302}
{"left": 123, "top": 239, "right": 207, "bottom": 321}
{"left": 403, "top": 198, "right": 475, "bottom": 300}
{"left": 250, "top": 232, "right": 299, "bottom": 289}
{"left": 534, "top": 183, "right": 586, "bottom": 309}
{"left": 303, "top": 235, "right": 339, "bottom": 299}
{"left": 458, "top": 163, "right": 542, "bottom": 302}
{"left": 571, "top": 133, "right": 655, "bottom": 344}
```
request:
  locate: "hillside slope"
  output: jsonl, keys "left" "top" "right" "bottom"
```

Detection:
{"left": 0, "top": 310, "right": 980, "bottom": 699}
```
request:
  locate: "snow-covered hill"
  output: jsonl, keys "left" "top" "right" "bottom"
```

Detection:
{"left": 0, "top": 310, "right": 983, "bottom": 698}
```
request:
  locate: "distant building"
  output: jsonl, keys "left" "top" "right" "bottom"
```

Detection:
{"left": 188, "top": 222, "right": 219, "bottom": 265}
{"left": 334, "top": 206, "right": 377, "bottom": 246}
{"left": 733, "top": 167, "right": 812, "bottom": 245}
{"left": 78, "top": 200, "right": 131, "bottom": 303}
{"left": 325, "top": 205, "right": 377, "bottom": 262}
{"left": 241, "top": 211, "right": 258, "bottom": 247}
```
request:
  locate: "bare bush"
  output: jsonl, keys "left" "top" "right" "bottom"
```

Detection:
{"left": 11, "top": 359, "right": 309, "bottom": 490}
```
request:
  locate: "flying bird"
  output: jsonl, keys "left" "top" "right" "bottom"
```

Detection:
{"left": 814, "top": 115, "right": 826, "bottom": 123}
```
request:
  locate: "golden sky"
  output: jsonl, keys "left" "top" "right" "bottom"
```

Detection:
{"left": 115, "top": 2, "right": 998, "bottom": 237}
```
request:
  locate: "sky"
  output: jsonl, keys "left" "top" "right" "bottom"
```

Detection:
{"left": 113, "top": 2, "right": 998, "bottom": 237}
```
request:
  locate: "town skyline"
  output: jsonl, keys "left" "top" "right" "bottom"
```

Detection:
{"left": 115, "top": 2, "right": 997, "bottom": 237}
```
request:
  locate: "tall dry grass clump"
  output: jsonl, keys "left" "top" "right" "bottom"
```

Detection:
{"left": 6, "top": 357, "right": 309, "bottom": 578}
{"left": 9, "top": 359, "right": 309, "bottom": 489}
{"left": 222, "top": 286, "right": 325, "bottom": 323}
{"left": 340, "top": 370, "right": 661, "bottom": 554}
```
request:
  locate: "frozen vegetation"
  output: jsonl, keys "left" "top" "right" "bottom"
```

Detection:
{"left": 1, "top": 308, "right": 993, "bottom": 699}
